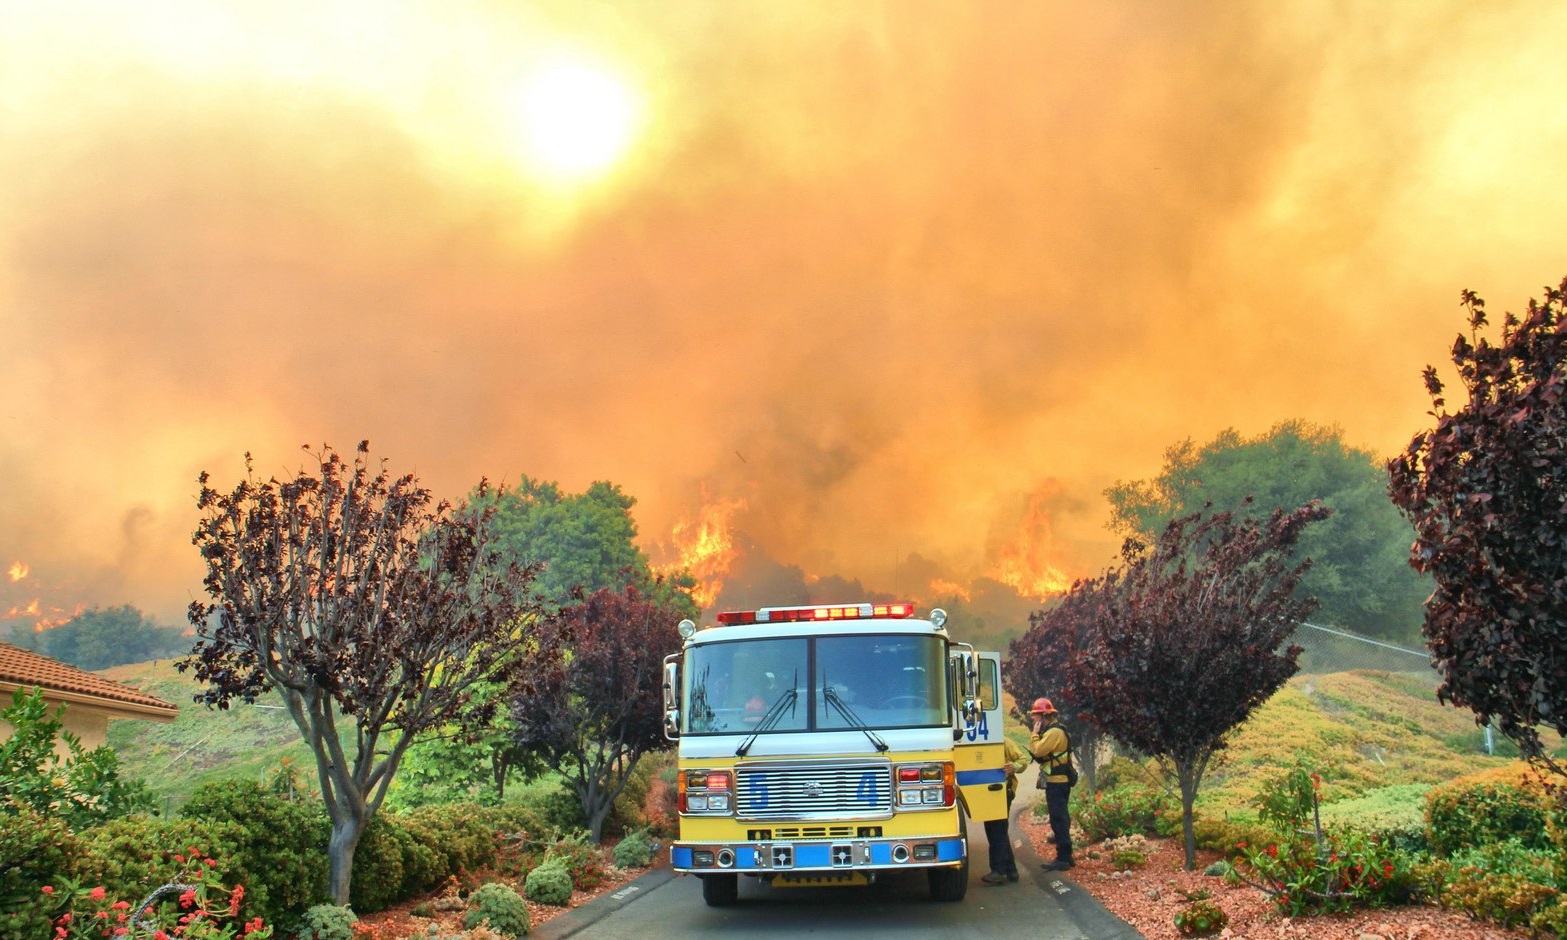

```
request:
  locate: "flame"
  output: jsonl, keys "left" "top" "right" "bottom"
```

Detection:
{"left": 928, "top": 578, "right": 972, "bottom": 602}
{"left": 656, "top": 495, "right": 746, "bottom": 610}
{"left": 988, "top": 486, "right": 1073, "bottom": 601}
{"left": 7, "top": 561, "right": 26, "bottom": 583}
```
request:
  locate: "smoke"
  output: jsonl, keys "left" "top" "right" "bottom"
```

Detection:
{"left": 3, "top": 1, "right": 1567, "bottom": 626}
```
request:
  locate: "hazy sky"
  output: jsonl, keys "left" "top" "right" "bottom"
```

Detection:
{"left": 3, "top": 1, "right": 1566, "bottom": 627}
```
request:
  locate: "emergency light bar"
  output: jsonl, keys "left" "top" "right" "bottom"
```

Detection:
{"left": 716, "top": 602, "right": 915, "bottom": 625}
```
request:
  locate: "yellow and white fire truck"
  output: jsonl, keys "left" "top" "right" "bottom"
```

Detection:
{"left": 661, "top": 602, "right": 1008, "bottom": 906}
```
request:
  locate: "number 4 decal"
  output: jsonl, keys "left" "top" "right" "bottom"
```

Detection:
{"left": 963, "top": 711, "right": 989, "bottom": 742}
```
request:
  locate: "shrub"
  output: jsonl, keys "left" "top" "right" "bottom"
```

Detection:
{"left": 463, "top": 882, "right": 531, "bottom": 937}
{"left": 44, "top": 859, "right": 275, "bottom": 939}
{"left": 0, "top": 688, "right": 156, "bottom": 829}
{"left": 1441, "top": 867, "right": 1559, "bottom": 929}
{"left": 74, "top": 814, "right": 247, "bottom": 908}
{"left": 1073, "top": 784, "right": 1175, "bottom": 841}
{"left": 406, "top": 803, "right": 498, "bottom": 876}
{"left": 524, "top": 862, "right": 574, "bottom": 906}
{"left": 180, "top": 777, "right": 330, "bottom": 926}
{"left": 612, "top": 829, "right": 656, "bottom": 869}
{"left": 1191, "top": 817, "right": 1273, "bottom": 856}
{"left": 546, "top": 830, "right": 605, "bottom": 891}
{"left": 0, "top": 802, "right": 80, "bottom": 940}
{"left": 295, "top": 903, "right": 358, "bottom": 940}
{"left": 1318, "top": 783, "right": 1431, "bottom": 855}
{"left": 1532, "top": 898, "right": 1567, "bottom": 938}
{"left": 1446, "top": 837, "right": 1561, "bottom": 888}
{"left": 1109, "top": 847, "right": 1147, "bottom": 869}
{"left": 1173, "top": 890, "right": 1228, "bottom": 937}
{"left": 1426, "top": 764, "right": 1551, "bottom": 857}
{"left": 511, "top": 778, "right": 588, "bottom": 832}
{"left": 351, "top": 815, "right": 408, "bottom": 914}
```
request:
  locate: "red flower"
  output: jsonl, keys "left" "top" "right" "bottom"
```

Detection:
{"left": 41, "top": 885, "right": 54, "bottom": 896}
{"left": 89, "top": 886, "right": 107, "bottom": 900}
{"left": 179, "top": 889, "right": 197, "bottom": 909}
{"left": 229, "top": 884, "right": 245, "bottom": 917}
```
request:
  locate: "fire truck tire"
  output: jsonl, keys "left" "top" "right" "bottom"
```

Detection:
{"left": 701, "top": 873, "right": 739, "bottom": 907}
{"left": 928, "top": 804, "right": 970, "bottom": 902}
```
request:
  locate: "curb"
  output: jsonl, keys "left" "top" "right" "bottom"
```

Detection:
{"left": 1013, "top": 793, "right": 1146, "bottom": 940}
{"left": 529, "top": 866, "right": 677, "bottom": 940}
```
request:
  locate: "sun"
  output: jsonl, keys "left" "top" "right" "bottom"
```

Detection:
{"left": 504, "top": 54, "right": 643, "bottom": 185}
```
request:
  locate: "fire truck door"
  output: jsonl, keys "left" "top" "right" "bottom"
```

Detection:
{"left": 955, "top": 651, "right": 1007, "bottom": 823}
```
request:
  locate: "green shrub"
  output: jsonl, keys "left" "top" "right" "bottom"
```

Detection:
{"left": 1074, "top": 783, "right": 1175, "bottom": 841}
{"left": 1532, "top": 897, "right": 1567, "bottom": 937}
{"left": 1191, "top": 817, "right": 1273, "bottom": 856}
{"left": 296, "top": 903, "right": 359, "bottom": 940}
{"left": 406, "top": 803, "right": 498, "bottom": 876}
{"left": 511, "top": 778, "right": 587, "bottom": 832}
{"left": 1441, "top": 867, "right": 1559, "bottom": 929}
{"left": 524, "top": 861, "right": 574, "bottom": 906}
{"left": 74, "top": 814, "right": 248, "bottom": 908}
{"left": 1447, "top": 838, "right": 1561, "bottom": 889}
{"left": 351, "top": 815, "right": 408, "bottom": 914}
{"left": 1109, "top": 848, "right": 1147, "bottom": 869}
{"left": 0, "top": 688, "right": 156, "bottom": 829}
{"left": 180, "top": 777, "right": 330, "bottom": 926}
{"left": 1318, "top": 783, "right": 1431, "bottom": 854}
{"left": 545, "top": 830, "right": 604, "bottom": 891}
{"left": 0, "top": 802, "right": 80, "bottom": 940}
{"left": 1426, "top": 764, "right": 1551, "bottom": 857}
{"left": 464, "top": 882, "right": 531, "bottom": 937}
{"left": 1236, "top": 828, "right": 1418, "bottom": 916}
{"left": 1173, "top": 891, "right": 1228, "bottom": 937}
{"left": 613, "top": 829, "right": 656, "bottom": 869}
{"left": 391, "top": 815, "right": 449, "bottom": 898}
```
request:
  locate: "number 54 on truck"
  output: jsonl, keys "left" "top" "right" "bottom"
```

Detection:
{"left": 659, "top": 602, "right": 1008, "bottom": 906}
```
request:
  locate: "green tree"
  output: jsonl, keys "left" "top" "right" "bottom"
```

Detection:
{"left": 1105, "top": 421, "right": 1429, "bottom": 641}
{"left": 0, "top": 688, "right": 154, "bottom": 828}
{"left": 1389, "top": 278, "right": 1567, "bottom": 774}
{"left": 1061, "top": 502, "right": 1329, "bottom": 869}
{"left": 183, "top": 442, "right": 546, "bottom": 905}
{"left": 484, "top": 478, "right": 653, "bottom": 606}
{"left": 37, "top": 605, "right": 188, "bottom": 670}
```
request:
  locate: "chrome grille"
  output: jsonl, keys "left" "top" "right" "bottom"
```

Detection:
{"left": 734, "top": 761, "right": 892, "bottom": 819}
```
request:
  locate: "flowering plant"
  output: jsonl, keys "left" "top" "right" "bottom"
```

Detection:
{"left": 43, "top": 848, "right": 272, "bottom": 939}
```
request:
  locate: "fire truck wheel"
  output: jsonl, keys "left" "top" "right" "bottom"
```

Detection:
{"left": 702, "top": 873, "right": 739, "bottom": 907}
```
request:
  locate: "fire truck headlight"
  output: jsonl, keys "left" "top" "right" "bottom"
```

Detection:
{"left": 922, "top": 788, "right": 943, "bottom": 803}
{"left": 899, "top": 790, "right": 922, "bottom": 806}
{"left": 707, "top": 793, "right": 730, "bottom": 811}
{"left": 687, "top": 795, "right": 710, "bottom": 811}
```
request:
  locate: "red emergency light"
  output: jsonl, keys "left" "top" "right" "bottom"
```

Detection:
{"left": 716, "top": 602, "right": 915, "bottom": 625}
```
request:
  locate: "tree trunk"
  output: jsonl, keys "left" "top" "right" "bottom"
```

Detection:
{"left": 1179, "top": 765, "right": 1199, "bottom": 871}
{"left": 328, "top": 815, "right": 365, "bottom": 906}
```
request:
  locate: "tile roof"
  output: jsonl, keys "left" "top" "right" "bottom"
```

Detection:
{"left": 0, "top": 642, "right": 178, "bottom": 716}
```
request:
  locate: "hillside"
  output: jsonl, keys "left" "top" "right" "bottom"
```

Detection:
{"left": 99, "top": 659, "right": 319, "bottom": 807}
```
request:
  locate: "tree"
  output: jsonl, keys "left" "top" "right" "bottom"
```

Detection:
{"left": 1005, "top": 594, "right": 1106, "bottom": 792}
{"left": 511, "top": 584, "right": 685, "bottom": 843}
{"left": 0, "top": 688, "right": 154, "bottom": 828}
{"left": 36, "top": 605, "right": 188, "bottom": 670}
{"left": 183, "top": 442, "right": 544, "bottom": 905}
{"left": 485, "top": 478, "right": 654, "bottom": 606}
{"left": 1389, "top": 277, "right": 1567, "bottom": 774}
{"left": 1067, "top": 502, "right": 1329, "bottom": 869}
{"left": 1106, "top": 421, "right": 1429, "bottom": 641}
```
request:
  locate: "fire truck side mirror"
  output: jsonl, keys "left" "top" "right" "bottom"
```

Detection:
{"left": 662, "top": 659, "right": 681, "bottom": 741}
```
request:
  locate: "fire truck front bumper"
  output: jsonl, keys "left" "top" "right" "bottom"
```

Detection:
{"left": 671, "top": 835, "right": 964, "bottom": 875}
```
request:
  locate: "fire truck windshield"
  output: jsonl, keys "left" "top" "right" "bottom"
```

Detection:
{"left": 684, "top": 634, "right": 947, "bottom": 734}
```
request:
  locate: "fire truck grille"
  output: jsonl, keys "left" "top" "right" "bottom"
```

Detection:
{"left": 734, "top": 763, "right": 892, "bottom": 819}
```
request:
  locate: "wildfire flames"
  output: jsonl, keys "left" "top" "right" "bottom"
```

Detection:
{"left": 1, "top": 560, "right": 88, "bottom": 631}
{"left": 928, "top": 577, "right": 972, "bottom": 602}
{"left": 987, "top": 486, "right": 1073, "bottom": 601}
{"left": 656, "top": 496, "right": 745, "bottom": 610}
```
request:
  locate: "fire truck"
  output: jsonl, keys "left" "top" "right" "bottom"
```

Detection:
{"left": 660, "top": 602, "right": 1008, "bottom": 906}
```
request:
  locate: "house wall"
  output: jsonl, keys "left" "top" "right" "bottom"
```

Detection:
{"left": 0, "top": 694, "right": 113, "bottom": 759}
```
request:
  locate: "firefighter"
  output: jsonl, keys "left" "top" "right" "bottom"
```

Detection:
{"left": 1029, "top": 697, "right": 1076, "bottom": 871}
{"left": 980, "top": 734, "right": 1031, "bottom": 884}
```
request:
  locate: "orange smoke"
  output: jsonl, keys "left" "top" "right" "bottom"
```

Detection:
{"left": 7, "top": 561, "right": 26, "bottom": 583}
{"left": 657, "top": 495, "right": 746, "bottom": 609}
{"left": 988, "top": 486, "right": 1072, "bottom": 601}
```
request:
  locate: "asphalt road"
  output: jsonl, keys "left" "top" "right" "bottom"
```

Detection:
{"left": 534, "top": 793, "right": 1143, "bottom": 940}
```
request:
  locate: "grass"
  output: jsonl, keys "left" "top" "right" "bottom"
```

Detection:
{"left": 100, "top": 659, "right": 321, "bottom": 808}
